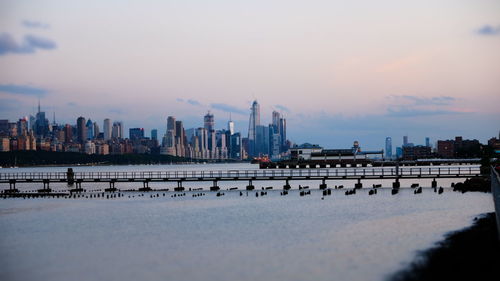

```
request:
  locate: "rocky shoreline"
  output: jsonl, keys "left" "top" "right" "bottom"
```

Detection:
{"left": 389, "top": 212, "right": 499, "bottom": 281}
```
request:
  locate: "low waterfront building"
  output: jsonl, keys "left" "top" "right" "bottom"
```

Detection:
{"left": 402, "top": 145, "right": 432, "bottom": 160}
{"left": 289, "top": 143, "right": 323, "bottom": 161}
{"left": 0, "top": 137, "right": 10, "bottom": 152}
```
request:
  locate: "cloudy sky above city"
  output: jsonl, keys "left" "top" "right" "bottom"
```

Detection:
{"left": 1, "top": 0, "right": 499, "bottom": 149}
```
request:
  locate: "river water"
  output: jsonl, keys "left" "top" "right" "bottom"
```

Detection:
{"left": 0, "top": 163, "right": 494, "bottom": 281}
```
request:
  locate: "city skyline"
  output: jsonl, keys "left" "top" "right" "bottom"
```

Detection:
{"left": 0, "top": 98, "right": 497, "bottom": 151}
{"left": 1, "top": 0, "right": 499, "bottom": 149}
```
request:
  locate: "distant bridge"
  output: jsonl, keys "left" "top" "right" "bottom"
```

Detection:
{"left": 1, "top": 166, "right": 482, "bottom": 193}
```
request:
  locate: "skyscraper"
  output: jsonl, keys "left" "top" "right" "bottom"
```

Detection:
{"left": 35, "top": 101, "right": 49, "bottom": 137}
{"left": 129, "top": 128, "right": 144, "bottom": 140}
{"left": 196, "top": 127, "right": 208, "bottom": 158}
{"left": 271, "top": 110, "right": 287, "bottom": 155}
{"left": 167, "top": 116, "right": 176, "bottom": 133}
{"left": 16, "top": 117, "right": 28, "bottom": 137}
{"left": 385, "top": 137, "right": 392, "bottom": 159}
{"left": 256, "top": 125, "right": 269, "bottom": 156}
{"left": 64, "top": 124, "right": 73, "bottom": 143}
{"left": 272, "top": 111, "right": 280, "bottom": 131}
{"left": 228, "top": 114, "right": 234, "bottom": 135}
{"left": 86, "top": 119, "right": 94, "bottom": 140}
{"left": 403, "top": 135, "right": 408, "bottom": 147}
{"left": 216, "top": 130, "right": 228, "bottom": 159}
{"left": 280, "top": 118, "right": 287, "bottom": 150}
{"left": 151, "top": 129, "right": 158, "bottom": 141}
{"left": 248, "top": 100, "right": 260, "bottom": 157}
{"left": 230, "top": 132, "right": 242, "bottom": 159}
{"left": 112, "top": 121, "right": 123, "bottom": 139}
{"left": 204, "top": 111, "right": 215, "bottom": 156}
{"left": 204, "top": 111, "right": 214, "bottom": 132}
{"left": 425, "top": 137, "right": 430, "bottom": 147}
{"left": 175, "top": 120, "right": 185, "bottom": 156}
{"left": 76, "top": 117, "right": 87, "bottom": 143}
{"left": 270, "top": 125, "right": 281, "bottom": 159}
{"left": 103, "top": 119, "right": 111, "bottom": 140}
{"left": 93, "top": 122, "right": 100, "bottom": 139}
{"left": 163, "top": 116, "right": 177, "bottom": 155}
{"left": 29, "top": 115, "right": 36, "bottom": 132}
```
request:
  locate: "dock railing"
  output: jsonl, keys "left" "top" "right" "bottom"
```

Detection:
{"left": 0, "top": 166, "right": 481, "bottom": 182}
{"left": 491, "top": 166, "right": 500, "bottom": 240}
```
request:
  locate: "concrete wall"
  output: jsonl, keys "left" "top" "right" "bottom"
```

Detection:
{"left": 491, "top": 167, "right": 500, "bottom": 240}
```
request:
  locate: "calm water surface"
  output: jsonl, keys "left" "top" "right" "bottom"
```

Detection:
{"left": 0, "top": 164, "right": 493, "bottom": 281}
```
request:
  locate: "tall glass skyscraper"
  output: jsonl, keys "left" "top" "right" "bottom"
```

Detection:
{"left": 76, "top": 116, "right": 87, "bottom": 144}
{"left": 247, "top": 100, "right": 260, "bottom": 157}
{"left": 385, "top": 137, "right": 392, "bottom": 159}
{"left": 86, "top": 119, "right": 94, "bottom": 140}
{"left": 227, "top": 114, "right": 234, "bottom": 135}
{"left": 103, "top": 118, "right": 111, "bottom": 140}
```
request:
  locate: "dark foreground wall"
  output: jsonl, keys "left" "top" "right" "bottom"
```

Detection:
{"left": 492, "top": 167, "right": 500, "bottom": 240}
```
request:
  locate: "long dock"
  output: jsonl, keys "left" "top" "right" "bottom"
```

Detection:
{"left": 1, "top": 166, "right": 481, "bottom": 193}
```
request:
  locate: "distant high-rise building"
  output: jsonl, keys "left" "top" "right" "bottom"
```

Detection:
{"left": 93, "top": 122, "right": 100, "bottom": 139}
{"left": 425, "top": 137, "right": 430, "bottom": 147}
{"left": 86, "top": 119, "right": 94, "bottom": 140}
{"left": 271, "top": 111, "right": 287, "bottom": 154}
{"left": 64, "top": 124, "right": 73, "bottom": 143}
{"left": 228, "top": 114, "right": 235, "bottom": 135}
{"left": 35, "top": 101, "right": 49, "bottom": 137}
{"left": 204, "top": 111, "right": 215, "bottom": 132}
{"left": 129, "top": 128, "right": 144, "bottom": 140}
{"left": 163, "top": 116, "right": 176, "bottom": 152}
{"left": 256, "top": 125, "right": 269, "bottom": 156}
{"left": 0, "top": 120, "right": 9, "bottom": 135}
{"left": 403, "top": 135, "right": 408, "bottom": 147}
{"left": 76, "top": 117, "right": 87, "bottom": 143}
{"left": 270, "top": 125, "right": 281, "bottom": 160}
{"left": 203, "top": 111, "right": 215, "bottom": 156}
{"left": 175, "top": 121, "right": 185, "bottom": 156}
{"left": 196, "top": 127, "right": 208, "bottom": 158}
{"left": 151, "top": 129, "right": 158, "bottom": 141}
{"left": 230, "top": 132, "right": 241, "bottom": 159}
{"left": 103, "top": 119, "right": 111, "bottom": 140}
{"left": 185, "top": 128, "right": 195, "bottom": 143}
{"left": 248, "top": 100, "right": 260, "bottom": 157}
{"left": 396, "top": 147, "right": 403, "bottom": 159}
{"left": 112, "top": 121, "right": 123, "bottom": 139}
{"left": 272, "top": 111, "right": 280, "bottom": 130}
{"left": 385, "top": 137, "right": 392, "bottom": 159}
{"left": 167, "top": 116, "right": 176, "bottom": 133}
{"left": 279, "top": 117, "right": 287, "bottom": 152}
{"left": 16, "top": 118, "right": 28, "bottom": 136}
{"left": 215, "top": 130, "right": 228, "bottom": 159}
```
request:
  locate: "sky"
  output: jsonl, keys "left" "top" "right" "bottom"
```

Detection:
{"left": 0, "top": 0, "right": 499, "bottom": 150}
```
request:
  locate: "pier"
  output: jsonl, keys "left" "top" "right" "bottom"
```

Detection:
{"left": 1, "top": 166, "right": 481, "bottom": 193}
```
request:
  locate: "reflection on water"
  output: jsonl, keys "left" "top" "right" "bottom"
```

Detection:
{"left": 0, "top": 164, "right": 493, "bottom": 281}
